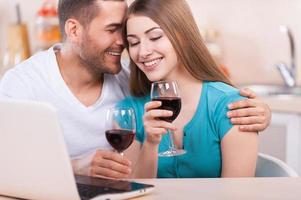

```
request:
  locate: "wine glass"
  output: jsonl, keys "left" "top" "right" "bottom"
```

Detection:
{"left": 105, "top": 107, "right": 136, "bottom": 156}
{"left": 151, "top": 80, "right": 186, "bottom": 157}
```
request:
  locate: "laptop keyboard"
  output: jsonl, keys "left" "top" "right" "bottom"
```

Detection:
{"left": 77, "top": 183, "right": 121, "bottom": 200}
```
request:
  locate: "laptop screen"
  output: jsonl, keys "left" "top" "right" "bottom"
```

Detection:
{"left": 75, "top": 175, "right": 154, "bottom": 200}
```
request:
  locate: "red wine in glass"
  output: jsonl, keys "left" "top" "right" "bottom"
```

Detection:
{"left": 151, "top": 80, "right": 186, "bottom": 157}
{"left": 105, "top": 129, "right": 135, "bottom": 153}
{"left": 151, "top": 97, "right": 181, "bottom": 122}
{"left": 105, "top": 107, "right": 136, "bottom": 156}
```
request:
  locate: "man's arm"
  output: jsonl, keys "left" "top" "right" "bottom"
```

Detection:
{"left": 1, "top": 68, "right": 133, "bottom": 179}
{"left": 227, "top": 88, "right": 271, "bottom": 132}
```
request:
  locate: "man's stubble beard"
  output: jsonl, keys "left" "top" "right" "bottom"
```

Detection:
{"left": 78, "top": 35, "right": 122, "bottom": 79}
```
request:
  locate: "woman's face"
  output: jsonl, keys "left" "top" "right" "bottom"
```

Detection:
{"left": 126, "top": 15, "right": 180, "bottom": 82}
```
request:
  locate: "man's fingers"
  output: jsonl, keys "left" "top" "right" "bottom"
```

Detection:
{"left": 228, "top": 99, "right": 257, "bottom": 110}
{"left": 227, "top": 107, "right": 265, "bottom": 118}
{"left": 239, "top": 88, "right": 257, "bottom": 99}
{"left": 239, "top": 124, "right": 263, "bottom": 132}
{"left": 94, "top": 158, "right": 131, "bottom": 175}
{"left": 230, "top": 116, "right": 265, "bottom": 125}
{"left": 91, "top": 166, "right": 130, "bottom": 179}
{"left": 95, "top": 150, "right": 131, "bottom": 166}
{"left": 91, "top": 150, "right": 132, "bottom": 179}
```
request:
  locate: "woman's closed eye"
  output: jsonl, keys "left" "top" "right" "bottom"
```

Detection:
{"left": 127, "top": 34, "right": 162, "bottom": 47}
{"left": 150, "top": 35, "right": 162, "bottom": 41}
{"left": 128, "top": 39, "right": 140, "bottom": 47}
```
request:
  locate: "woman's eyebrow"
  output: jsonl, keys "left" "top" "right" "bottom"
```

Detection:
{"left": 127, "top": 27, "right": 162, "bottom": 38}
{"left": 145, "top": 27, "right": 161, "bottom": 34}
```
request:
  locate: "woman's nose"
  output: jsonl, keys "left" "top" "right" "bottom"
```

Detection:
{"left": 139, "top": 43, "right": 153, "bottom": 59}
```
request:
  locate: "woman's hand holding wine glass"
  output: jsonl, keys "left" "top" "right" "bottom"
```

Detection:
{"left": 143, "top": 101, "right": 177, "bottom": 145}
{"left": 148, "top": 80, "right": 186, "bottom": 157}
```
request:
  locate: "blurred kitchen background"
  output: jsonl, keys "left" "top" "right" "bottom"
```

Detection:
{"left": 1, "top": 0, "right": 301, "bottom": 85}
{"left": 1, "top": 0, "right": 301, "bottom": 174}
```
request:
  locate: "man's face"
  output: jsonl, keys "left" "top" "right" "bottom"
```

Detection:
{"left": 78, "top": 1, "right": 127, "bottom": 75}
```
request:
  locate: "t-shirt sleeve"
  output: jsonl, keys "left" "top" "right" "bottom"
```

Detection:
{"left": 213, "top": 91, "right": 246, "bottom": 140}
{"left": 0, "top": 69, "right": 35, "bottom": 100}
{"left": 116, "top": 96, "right": 145, "bottom": 143}
{"left": 115, "top": 59, "right": 131, "bottom": 97}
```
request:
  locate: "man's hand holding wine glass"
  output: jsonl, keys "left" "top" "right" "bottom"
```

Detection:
{"left": 88, "top": 107, "right": 137, "bottom": 179}
{"left": 89, "top": 150, "right": 132, "bottom": 179}
{"left": 71, "top": 148, "right": 132, "bottom": 179}
{"left": 75, "top": 107, "right": 136, "bottom": 180}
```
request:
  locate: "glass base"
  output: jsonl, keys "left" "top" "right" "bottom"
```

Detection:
{"left": 158, "top": 149, "right": 186, "bottom": 157}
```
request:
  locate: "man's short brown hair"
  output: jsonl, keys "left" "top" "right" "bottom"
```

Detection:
{"left": 58, "top": 0, "right": 125, "bottom": 39}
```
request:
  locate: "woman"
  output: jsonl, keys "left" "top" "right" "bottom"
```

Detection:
{"left": 121, "top": 0, "right": 258, "bottom": 178}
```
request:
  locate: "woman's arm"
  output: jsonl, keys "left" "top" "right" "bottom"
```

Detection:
{"left": 125, "top": 140, "right": 159, "bottom": 178}
{"left": 124, "top": 101, "right": 175, "bottom": 178}
{"left": 221, "top": 126, "right": 258, "bottom": 177}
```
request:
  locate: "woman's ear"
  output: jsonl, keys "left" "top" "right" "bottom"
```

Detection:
{"left": 64, "top": 18, "right": 83, "bottom": 43}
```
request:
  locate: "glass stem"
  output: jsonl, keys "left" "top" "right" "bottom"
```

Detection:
{"left": 167, "top": 129, "right": 176, "bottom": 151}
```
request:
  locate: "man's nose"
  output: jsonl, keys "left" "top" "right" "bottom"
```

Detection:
{"left": 115, "top": 31, "right": 124, "bottom": 46}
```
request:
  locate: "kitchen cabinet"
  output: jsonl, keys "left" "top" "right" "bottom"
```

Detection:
{"left": 259, "top": 97, "right": 301, "bottom": 175}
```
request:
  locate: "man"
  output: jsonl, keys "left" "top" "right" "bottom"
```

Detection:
{"left": 0, "top": 0, "right": 270, "bottom": 179}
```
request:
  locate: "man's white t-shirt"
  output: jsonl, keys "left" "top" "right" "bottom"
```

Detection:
{"left": 0, "top": 45, "right": 130, "bottom": 158}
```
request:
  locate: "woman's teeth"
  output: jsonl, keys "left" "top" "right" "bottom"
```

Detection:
{"left": 144, "top": 58, "right": 161, "bottom": 67}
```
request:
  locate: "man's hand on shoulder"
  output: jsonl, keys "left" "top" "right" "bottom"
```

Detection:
{"left": 227, "top": 88, "right": 271, "bottom": 132}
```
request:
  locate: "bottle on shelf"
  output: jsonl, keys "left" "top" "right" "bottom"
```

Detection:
{"left": 35, "top": 0, "right": 61, "bottom": 52}
{"left": 1, "top": 4, "right": 30, "bottom": 74}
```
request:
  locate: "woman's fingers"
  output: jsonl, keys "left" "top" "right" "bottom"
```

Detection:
{"left": 144, "top": 119, "right": 176, "bottom": 132}
{"left": 146, "top": 109, "right": 173, "bottom": 119}
{"left": 143, "top": 101, "right": 177, "bottom": 144}
{"left": 144, "top": 101, "right": 161, "bottom": 112}
{"left": 145, "top": 127, "right": 168, "bottom": 135}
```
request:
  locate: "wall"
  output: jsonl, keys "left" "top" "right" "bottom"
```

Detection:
{"left": 1, "top": 0, "right": 301, "bottom": 85}
{"left": 187, "top": 0, "right": 301, "bottom": 85}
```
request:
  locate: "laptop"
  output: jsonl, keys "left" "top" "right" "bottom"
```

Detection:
{"left": 0, "top": 100, "right": 154, "bottom": 200}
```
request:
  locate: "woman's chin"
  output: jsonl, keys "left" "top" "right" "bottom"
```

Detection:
{"left": 145, "top": 72, "right": 166, "bottom": 82}
{"left": 147, "top": 76, "right": 163, "bottom": 82}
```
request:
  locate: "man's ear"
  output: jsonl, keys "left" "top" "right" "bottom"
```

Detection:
{"left": 64, "top": 18, "right": 83, "bottom": 43}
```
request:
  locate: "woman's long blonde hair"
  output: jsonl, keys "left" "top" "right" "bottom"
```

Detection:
{"left": 122, "top": 0, "right": 232, "bottom": 97}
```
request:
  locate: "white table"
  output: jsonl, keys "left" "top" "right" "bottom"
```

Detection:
{"left": 1, "top": 177, "right": 301, "bottom": 200}
{"left": 133, "top": 177, "right": 301, "bottom": 200}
